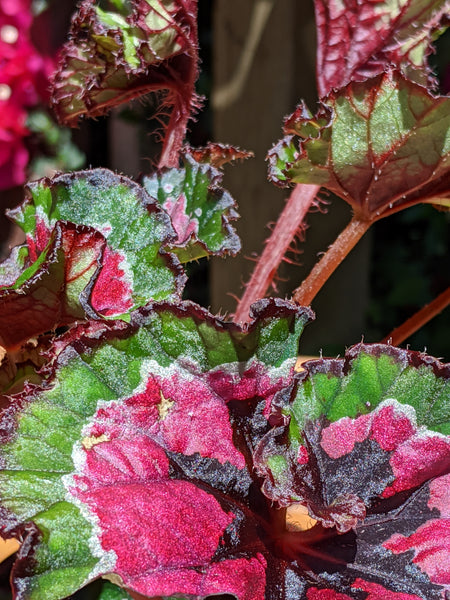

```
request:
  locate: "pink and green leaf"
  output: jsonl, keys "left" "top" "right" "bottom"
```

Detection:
{"left": 268, "top": 71, "right": 450, "bottom": 220}
{"left": 314, "top": 0, "right": 450, "bottom": 97}
{"left": 5, "top": 169, "right": 185, "bottom": 326}
{"left": 0, "top": 299, "right": 311, "bottom": 600}
{"left": 288, "top": 344, "right": 449, "bottom": 435}
{"left": 142, "top": 150, "right": 241, "bottom": 262}
{"left": 254, "top": 344, "right": 449, "bottom": 598}
{"left": 1, "top": 314, "right": 448, "bottom": 599}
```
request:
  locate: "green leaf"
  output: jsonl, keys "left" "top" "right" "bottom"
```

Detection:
{"left": 0, "top": 245, "right": 28, "bottom": 288}
{"left": 268, "top": 71, "right": 450, "bottom": 220}
{"left": 142, "top": 152, "right": 241, "bottom": 262}
{"left": 27, "top": 110, "right": 85, "bottom": 178}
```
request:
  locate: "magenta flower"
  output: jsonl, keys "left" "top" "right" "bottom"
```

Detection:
{"left": 0, "top": 0, "right": 53, "bottom": 189}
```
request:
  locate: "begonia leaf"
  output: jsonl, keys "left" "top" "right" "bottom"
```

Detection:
{"left": 0, "top": 299, "right": 312, "bottom": 600}
{"left": 0, "top": 221, "right": 105, "bottom": 349}
{"left": 254, "top": 344, "right": 449, "bottom": 598}
{"left": 268, "top": 71, "right": 450, "bottom": 220}
{"left": 5, "top": 169, "right": 185, "bottom": 324}
{"left": 50, "top": 0, "right": 198, "bottom": 166}
{"left": 1, "top": 316, "right": 448, "bottom": 599}
{"left": 314, "top": 0, "right": 450, "bottom": 97}
{"left": 142, "top": 151, "right": 241, "bottom": 262}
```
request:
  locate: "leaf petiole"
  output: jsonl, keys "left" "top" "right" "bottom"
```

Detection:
{"left": 381, "top": 286, "right": 450, "bottom": 346}
{"left": 291, "top": 215, "right": 371, "bottom": 306}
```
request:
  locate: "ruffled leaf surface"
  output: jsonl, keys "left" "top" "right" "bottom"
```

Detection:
{"left": 142, "top": 151, "right": 241, "bottom": 262}
{"left": 255, "top": 344, "right": 450, "bottom": 598}
{"left": 314, "top": 0, "right": 450, "bottom": 97}
{"left": 0, "top": 162, "right": 245, "bottom": 347}
{"left": 0, "top": 169, "right": 185, "bottom": 347}
{"left": 0, "top": 299, "right": 312, "bottom": 600}
{"left": 50, "top": 0, "right": 199, "bottom": 166}
{"left": 0, "top": 221, "right": 105, "bottom": 349}
{"left": 268, "top": 71, "right": 450, "bottom": 220}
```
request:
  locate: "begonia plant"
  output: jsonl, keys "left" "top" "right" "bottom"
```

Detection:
{"left": 0, "top": 1, "right": 448, "bottom": 600}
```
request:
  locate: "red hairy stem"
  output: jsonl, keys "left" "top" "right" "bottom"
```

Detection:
{"left": 158, "top": 87, "right": 193, "bottom": 168}
{"left": 158, "top": 5, "right": 200, "bottom": 169}
{"left": 381, "top": 287, "right": 450, "bottom": 346}
{"left": 291, "top": 216, "right": 371, "bottom": 306}
{"left": 234, "top": 183, "right": 320, "bottom": 323}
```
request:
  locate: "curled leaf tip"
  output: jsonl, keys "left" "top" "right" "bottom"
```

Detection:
{"left": 50, "top": 0, "right": 199, "bottom": 166}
